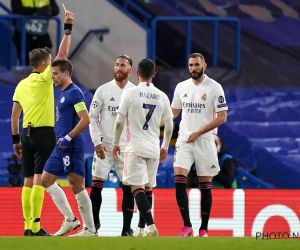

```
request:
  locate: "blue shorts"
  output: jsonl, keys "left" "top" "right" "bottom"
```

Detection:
{"left": 44, "top": 145, "right": 85, "bottom": 178}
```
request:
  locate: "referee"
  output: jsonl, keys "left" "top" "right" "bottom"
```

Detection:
{"left": 10, "top": 11, "right": 75, "bottom": 236}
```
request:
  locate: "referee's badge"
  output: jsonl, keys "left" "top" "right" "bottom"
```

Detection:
{"left": 60, "top": 96, "right": 65, "bottom": 103}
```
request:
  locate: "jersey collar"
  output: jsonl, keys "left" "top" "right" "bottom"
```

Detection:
{"left": 62, "top": 83, "right": 74, "bottom": 91}
{"left": 138, "top": 82, "right": 153, "bottom": 87}
{"left": 113, "top": 80, "right": 131, "bottom": 89}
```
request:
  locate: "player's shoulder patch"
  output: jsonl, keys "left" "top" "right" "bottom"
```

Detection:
{"left": 218, "top": 96, "right": 225, "bottom": 103}
{"left": 91, "top": 100, "right": 98, "bottom": 109}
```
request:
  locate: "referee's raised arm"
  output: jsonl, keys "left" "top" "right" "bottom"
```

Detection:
{"left": 54, "top": 11, "right": 74, "bottom": 61}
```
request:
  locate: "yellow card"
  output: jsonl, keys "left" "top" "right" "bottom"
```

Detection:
{"left": 62, "top": 3, "right": 68, "bottom": 13}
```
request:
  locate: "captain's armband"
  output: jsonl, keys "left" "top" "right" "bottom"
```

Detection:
{"left": 74, "top": 102, "right": 87, "bottom": 112}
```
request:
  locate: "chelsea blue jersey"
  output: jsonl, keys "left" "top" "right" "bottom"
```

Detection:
{"left": 55, "top": 83, "right": 86, "bottom": 147}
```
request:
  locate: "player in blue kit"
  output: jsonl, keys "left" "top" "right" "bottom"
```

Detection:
{"left": 41, "top": 59, "right": 96, "bottom": 236}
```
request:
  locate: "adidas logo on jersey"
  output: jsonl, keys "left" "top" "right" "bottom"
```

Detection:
{"left": 109, "top": 97, "right": 115, "bottom": 101}
{"left": 183, "top": 94, "right": 188, "bottom": 97}
{"left": 211, "top": 165, "right": 216, "bottom": 169}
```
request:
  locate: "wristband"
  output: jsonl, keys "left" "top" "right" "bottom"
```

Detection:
{"left": 65, "top": 134, "right": 72, "bottom": 141}
{"left": 12, "top": 134, "right": 20, "bottom": 144}
{"left": 64, "top": 23, "right": 73, "bottom": 30}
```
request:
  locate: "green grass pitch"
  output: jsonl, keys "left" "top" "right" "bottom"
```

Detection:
{"left": 1, "top": 237, "right": 300, "bottom": 250}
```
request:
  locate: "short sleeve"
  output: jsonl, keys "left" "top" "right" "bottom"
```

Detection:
{"left": 40, "top": 65, "right": 53, "bottom": 83}
{"left": 214, "top": 85, "right": 228, "bottom": 112}
{"left": 12, "top": 85, "right": 20, "bottom": 103}
{"left": 171, "top": 85, "right": 182, "bottom": 109}
{"left": 117, "top": 89, "right": 130, "bottom": 116}
{"left": 71, "top": 88, "right": 85, "bottom": 106}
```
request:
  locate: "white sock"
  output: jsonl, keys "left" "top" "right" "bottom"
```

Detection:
{"left": 45, "top": 182, "right": 75, "bottom": 221}
{"left": 75, "top": 189, "right": 95, "bottom": 232}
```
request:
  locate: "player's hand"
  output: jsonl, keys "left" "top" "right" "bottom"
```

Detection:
{"left": 57, "top": 137, "right": 70, "bottom": 151}
{"left": 187, "top": 131, "right": 201, "bottom": 143}
{"left": 95, "top": 144, "right": 107, "bottom": 159}
{"left": 13, "top": 143, "right": 22, "bottom": 159}
{"left": 64, "top": 11, "right": 74, "bottom": 24}
{"left": 159, "top": 148, "right": 168, "bottom": 163}
{"left": 112, "top": 146, "right": 121, "bottom": 160}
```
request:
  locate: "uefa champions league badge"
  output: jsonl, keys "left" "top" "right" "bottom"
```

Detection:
{"left": 60, "top": 96, "right": 65, "bottom": 103}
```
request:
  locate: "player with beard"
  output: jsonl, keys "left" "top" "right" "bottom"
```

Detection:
{"left": 171, "top": 53, "right": 228, "bottom": 237}
{"left": 89, "top": 55, "right": 136, "bottom": 236}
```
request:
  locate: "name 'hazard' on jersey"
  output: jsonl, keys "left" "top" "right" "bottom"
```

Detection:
{"left": 171, "top": 74, "right": 228, "bottom": 142}
{"left": 117, "top": 82, "right": 173, "bottom": 159}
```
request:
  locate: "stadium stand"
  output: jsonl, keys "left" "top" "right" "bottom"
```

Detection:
{"left": 1, "top": 0, "right": 300, "bottom": 188}
{"left": 0, "top": 19, "right": 17, "bottom": 70}
{"left": 112, "top": 0, "right": 300, "bottom": 188}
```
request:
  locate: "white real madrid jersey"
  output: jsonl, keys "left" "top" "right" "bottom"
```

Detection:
{"left": 171, "top": 74, "right": 228, "bottom": 142}
{"left": 89, "top": 80, "right": 135, "bottom": 148}
{"left": 117, "top": 82, "right": 173, "bottom": 159}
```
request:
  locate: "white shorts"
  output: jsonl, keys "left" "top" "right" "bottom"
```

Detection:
{"left": 92, "top": 145, "right": 124, "bottom": 181}
{"left": 173, "top": 137, "right": 220, "bottom": 177}
{"left": 122, "top": 151, "right": 159, "bottom": 188}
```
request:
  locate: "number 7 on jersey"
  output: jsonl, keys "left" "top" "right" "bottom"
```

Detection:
{"left": 143, "top": 103, "right": 156, "bottom": 130}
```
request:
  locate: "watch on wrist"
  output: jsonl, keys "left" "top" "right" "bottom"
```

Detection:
{"left": 64, "top": 29, "right": 71, "bottom": 35}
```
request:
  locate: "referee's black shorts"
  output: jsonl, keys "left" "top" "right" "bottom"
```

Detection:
{"left": 21, "top": 127, "right": 56, "bottom": 177}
